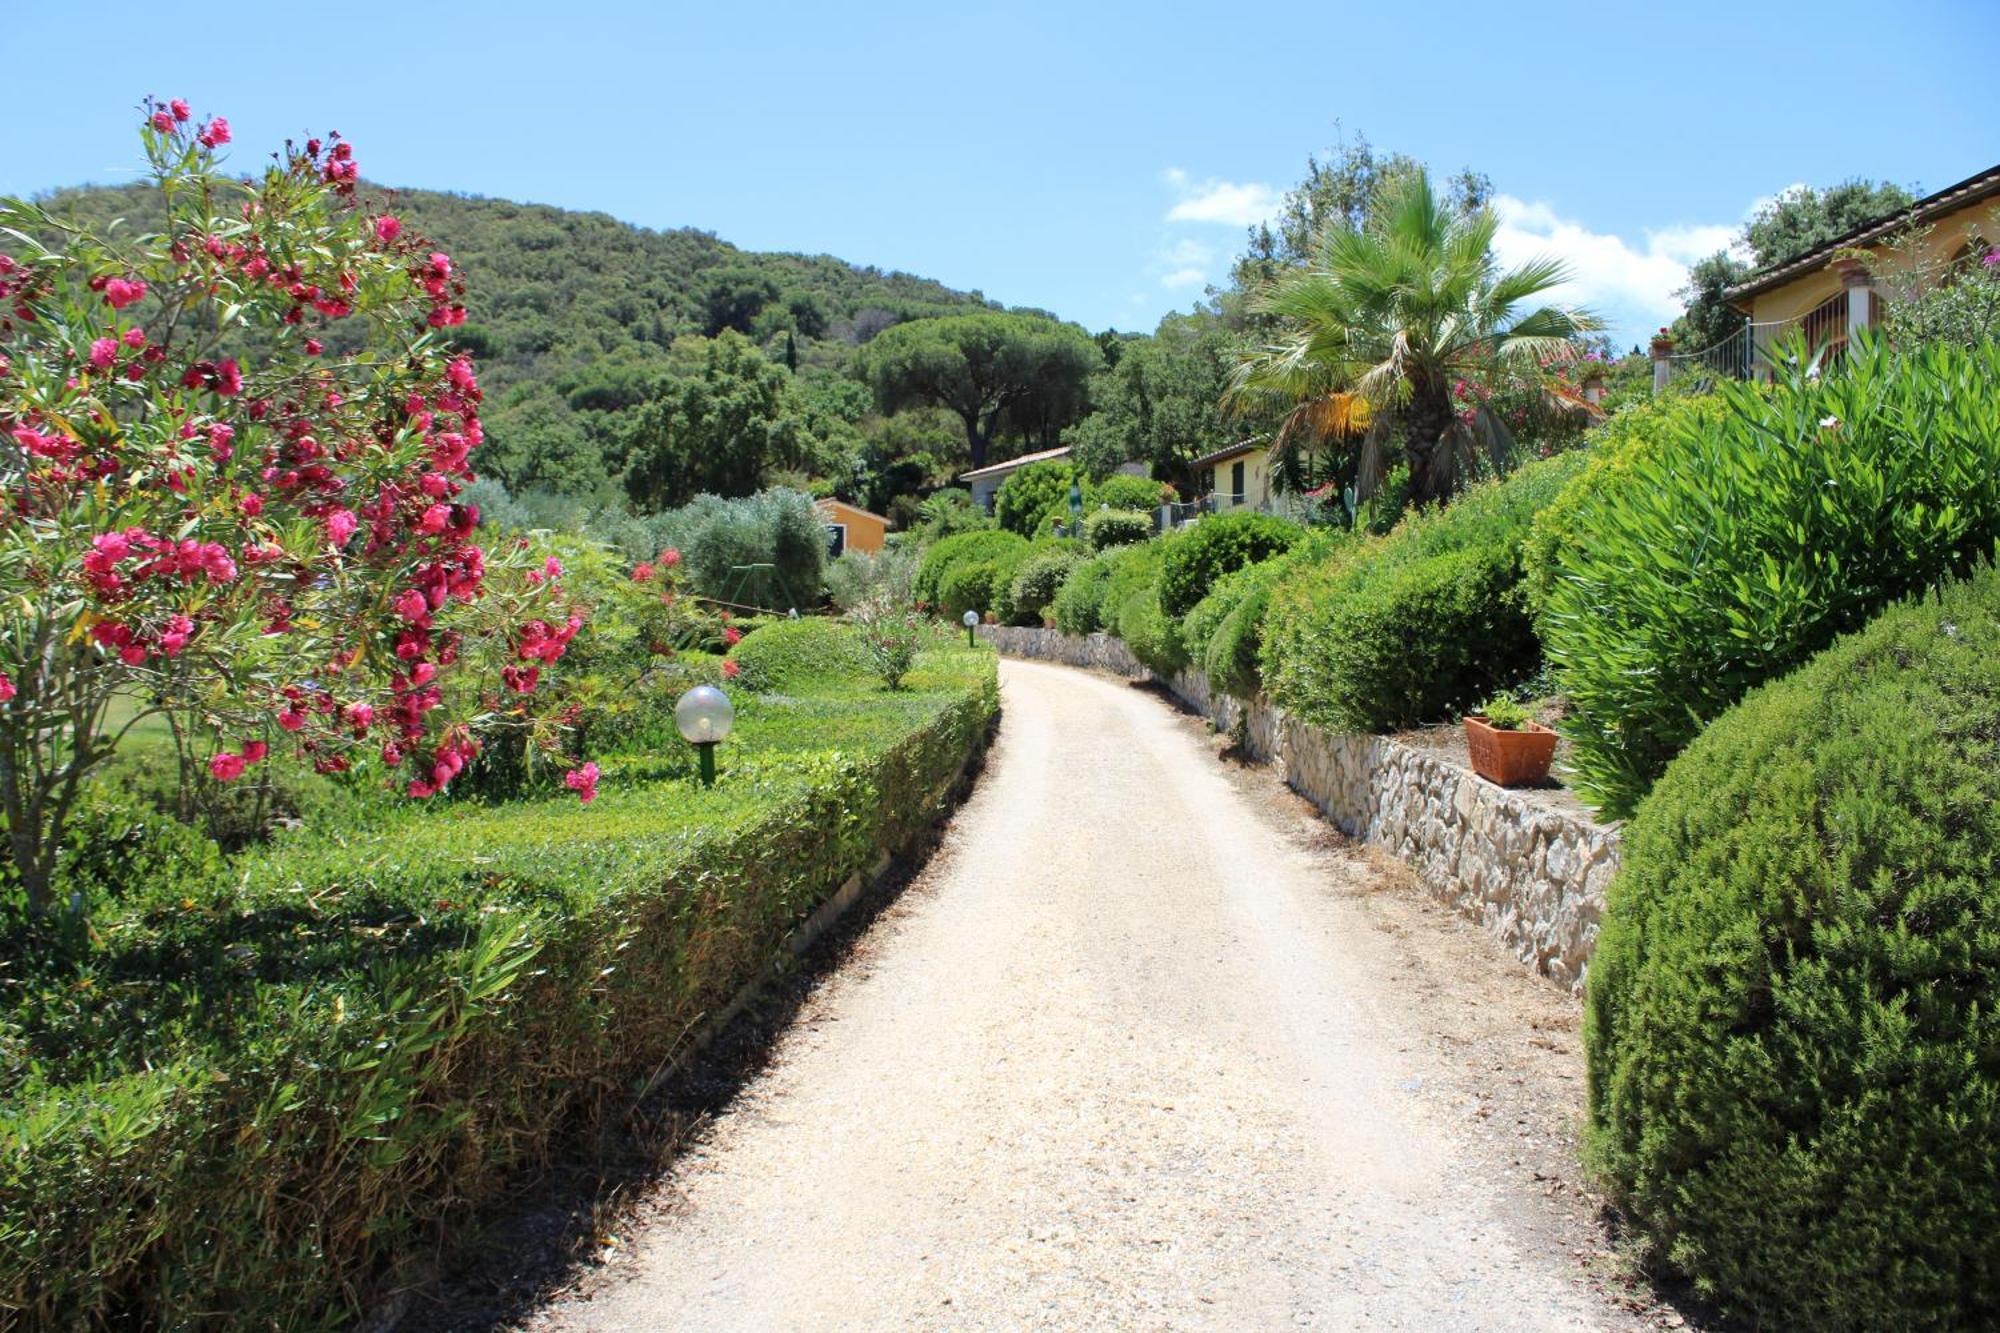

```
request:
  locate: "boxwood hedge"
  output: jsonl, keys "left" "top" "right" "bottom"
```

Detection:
{"left": 1157, "top": 510, "right": 1300, "bottom": 618}
{"left": 0, "top": 649, "right": 999, "bottom": 1328}
{"left": 1585, "top": 564, "right": 2000, "bottom": 1329}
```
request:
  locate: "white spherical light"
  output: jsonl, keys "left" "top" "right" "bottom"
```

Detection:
{"left": 962, "top": 610, "right": 980, "bottom": 628}
{"left": 675, "top": 684, "right": 735, "bottom": 744}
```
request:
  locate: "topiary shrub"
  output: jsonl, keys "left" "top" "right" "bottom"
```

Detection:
{"left": 913, "top": 529, "right": 1027, "bottom": 608}
{"left": 725, "top": 618, "right": 867, "bottom": 692}
{"left": 1584, "top": 564, "right": 2000, "bottom": 1330}
{"left": 1050, "top": 552, "right": 1116, "bottom": 635}
{"left": 938, "top": 560, "right": 1003, "bottom": 622}
{"left": 1100, "top": 539, "right": 1185, "bottom": 674}
{"left": 1157, "top": 511, "right": 1300, "bottom": 618}
{"left": 1088, "top": 473, "right": 1166, "bottom": 512}
{"left": 993, "top": 458, "right": 1075, "bottom": 536}
{"left": 1007, "top": 547, "right": 1085, "bottom": 625}
{"left": 1084, "top": 508, "right": 1153, "bottom": 551}
{"left": 1543, "top": 337, "right": 2000, "bottom": 815}
{"left": 1187, "top": 552, "right": 1304, "bottom": 698}
{"left": 1261, "top": 454, "right": 1582, "bottom": 733}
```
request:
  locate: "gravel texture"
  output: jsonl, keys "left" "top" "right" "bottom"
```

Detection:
{"left": 530, "top": 659, "right": 1660, "bottom": 1331}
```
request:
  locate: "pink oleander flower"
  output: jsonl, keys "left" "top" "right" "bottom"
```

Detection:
{"left": 660, "top": 548, "right": 682, "bottom": 567}
{"left": 88, "top": 337, "right": 117, "bottom": 371}
{"left": 197, "top": 116, "right": 231, "bottom": 149}
{"left": 723, "top": 626, "right": 743, "bottom": 646}
{"left": 722, "top": 658, "right": 741, "bottom": 680}
{"left": 375, "top": 215, "right": 402, "bottom": 243}
{"left": 393, "top": 588, "right": 430, "bottom": 623}
{"left": 209, "top": 751, "right": 246, "bottom": 781}
{"left": 564, "top": 761, "right": 600, "bottom": 804}
{"left": 122, "top": 326, "right": 146, "bottom": 348}
{"left": 326, "top": 508, "right": 358, "bottom": 547}
{"left": 0, "top": 672, "right": 14, "bottom": 703}
{"left": 632, "top": 562, "right": 654, "bottom": 583}
{"left": 243, "top": 740, "right": 269, "bottom": 764}
{"left": 104, "top": 276, "right": 147, "bottom": 309}
{"left": 151, "top": 110, "right": 175, "bottom": 134}
{"left": 169, "top": 98, "right": 191, "bottom": 122}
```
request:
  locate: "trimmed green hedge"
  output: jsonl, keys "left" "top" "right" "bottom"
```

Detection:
{"left": 1007, "top": 547, "right": 1086, "bottom": 625}
{"left": 1541, "top": 337, "right": 2000, "bottom": 815}
{"left": 0, "top": 651, "right": 999, "bottom": 1328}
{"left": 1261, "top": 454, "right": 1583, "bottom": 733}
{"left": 993, "top": 459, "right": 1074, "bottom": 537}
{"left": 912, "top": 529, "right": 1023, "bottom": 608}
{"left": 725, "top": 617, "right": 868, "bottom": 692}
{"left": 1087, "top": 473, "right": 1166, "bottom": 512}
{"left": 1049, "top": 550, "right": 1117, "bottom": 635}
{"left": 1083, "top": 508, "right": 1153, "bottom": 551}
{"left": 939, "top": 559, "right": 1003, "bottom": 620}
{"left": 1157, "top": 510, "right": 1300, "bottom": 618}
{"left": 1585, "top": 565, "right": 2000, "bottom": 1329}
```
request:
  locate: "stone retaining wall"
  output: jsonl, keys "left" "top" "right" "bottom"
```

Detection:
{"left": 983, "top": 625, "right": 1619, "bottom": 994}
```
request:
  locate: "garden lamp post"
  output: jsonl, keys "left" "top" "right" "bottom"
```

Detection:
{"left": 675, "top": 684, "right": 735, "bottom": 787}
{"left": 963, "top": 608, "right": 980, "bottom": 647}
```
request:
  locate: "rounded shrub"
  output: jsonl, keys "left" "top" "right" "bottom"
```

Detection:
{"left": 1542, "top": 338, "right": 2000, "bottom": 815}
{"left": 913, "top": 529, "right": 1026, "bottom": 608}
{"left": 725, "top": 617, "right": 867, "bottom": 692}
{"left": 1157, "top": 511, "right": 1299, "bottom": 618}
{"left": 993, "top": 459, "right": 1075, "bottom": 536}
{"left": 1088, "top": 473, "right": 1166, "bottom": 512}
{"left": 938, "top": 560, "right": 1003, "bottom": 621}
{"left": 1007, "top": 547, "right": 1085, "bottom": 625}
{"left": 1585, "top": 564, "right": 2000, "bottom": 1329}
{"left": 1050, "top": 552, "right": 1116, "bottom": 635}
{"left": 1261, "top": 454, "right": 1582, "bottom": 733}
{"left": 1084, "top": 508, "right": 1153, "bottom": 551}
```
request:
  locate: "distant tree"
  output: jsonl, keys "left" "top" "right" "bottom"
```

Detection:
{"left": 1672, "top": 250, "right": 1754, "bottom": 353}
{"left": 1070, "top": 312, "right": 1235, "bottom": 491}
{"left": 1745, "top": 179, "right": 1916, "bottom": 269}
{"left": 700, "top": 265, "right": 782, "bottom": 336}
{"left": 859, "top": 313, "right": 1101, "bottom": 469}
{"left": 620, "top": 332, "right": 819, "bottom": 508}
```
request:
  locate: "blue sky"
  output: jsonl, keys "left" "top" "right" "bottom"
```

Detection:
{"left": 3, "top": 1, "right": 1992, "bottom": 346}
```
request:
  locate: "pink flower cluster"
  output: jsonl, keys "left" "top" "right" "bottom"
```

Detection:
{"left": 564, "top": 761, "right": 600, "bottom": 803}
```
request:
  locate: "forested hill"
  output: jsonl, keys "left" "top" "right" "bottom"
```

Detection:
{"left": 36, "top": 181, "right": 1001, "bottom": 396}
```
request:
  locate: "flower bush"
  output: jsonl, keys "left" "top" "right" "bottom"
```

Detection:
{"left": 1541, "top": 336, "right": 2000, "bottom": 815}
{"left": 0, "top": 102, "right": 577, "bottom": 915}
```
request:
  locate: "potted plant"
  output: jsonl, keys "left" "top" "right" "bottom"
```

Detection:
{"left": 1464, "top": 694, "right": 1558, "bottom": 787}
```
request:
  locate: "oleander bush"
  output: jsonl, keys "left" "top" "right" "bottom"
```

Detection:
{"left": 0, "top": 645, "right": 999, "bottom": 1328}
{"left": 1157, "top": 510, "right": 1301, "bottom": 618}
{"left": 1541, "top": 336, "right": 2000, "bottom": 815}
{"left": 1262, "top": 453, "right": 1583, "bottom": 733}
{"left": 1084, "top": 508, "right": 1154, "bottom": 551}
{"left": 1007, "top": 547, "right": 1087, "bottom": 625}
{"left": 1520, "top": 395, "right": 1728, "bottom": 619}
{"left": 913, "top": 529, "right": 1027, "bottom": 607}
{"left": 725, "top": 617, "right": 869, "bottom": 692}
{"left": 1584, "top": 564, "right": 2000, "bottom": 1330}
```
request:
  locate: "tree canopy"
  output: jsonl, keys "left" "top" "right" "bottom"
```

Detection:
{"left": 860, "top": 313, "right": 1101, "bottom": 468}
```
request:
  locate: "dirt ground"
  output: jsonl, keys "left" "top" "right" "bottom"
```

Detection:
{"left": 485, "top": 659, "right": 1692, "bottom": 1331}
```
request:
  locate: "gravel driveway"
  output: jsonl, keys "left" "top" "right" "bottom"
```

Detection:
{"left": 534, "top": 659, "right": 1649, "bottom": 1331}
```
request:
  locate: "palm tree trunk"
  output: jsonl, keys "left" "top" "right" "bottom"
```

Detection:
{"left": 1403, "top": 383, "right": 1457, "bottom": 502}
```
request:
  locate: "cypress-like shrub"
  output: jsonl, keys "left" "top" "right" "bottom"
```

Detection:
{"left": 1007, "top": 547, "right": 1086, "bottom": 624}
{"left": 1261, "top": 453, "right": 1582, "bottom": 732}
{"left": 1157, "top": 510, "right": 1299, "bottom": 618}
{"left": 1585, "top": 564, "right": 2000, "bottom": 1329}
{"left": 1050, "top": 551, "right": 1116, "bottom": 635}
{"left": 913, "top": 529, "right": 1024, "bottom": 607}
{"left": 1542, "top": 336, "right": 2000, "bottom": 815}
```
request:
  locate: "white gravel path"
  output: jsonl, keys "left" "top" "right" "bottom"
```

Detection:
{"left": 537, "top": 659, "right": 1640, "bottom": 1331}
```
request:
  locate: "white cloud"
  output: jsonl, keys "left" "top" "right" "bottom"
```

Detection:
{"left": 1162, "top": 167, "right": 1282, "bottom": 227}
{"left": 1160, "top": 267, "right": 1209, "bottom": 290}
{"left": 1489, "top": 194, "right": 1749, "bottom": 342}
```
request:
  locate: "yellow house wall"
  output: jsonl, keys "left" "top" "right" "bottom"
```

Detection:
{"left": 1749, "top": 208, "right": 1995, "bottom": 327}
{"left": 817, "top": 502, "right": 887, "bottom": 554}
{"left": 1209, "top": 449, "right": 1271, "bottom": 510}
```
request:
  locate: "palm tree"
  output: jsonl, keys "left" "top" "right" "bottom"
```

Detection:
{"left": 1227, "top": 169, "right": 1599, "bottom": 503}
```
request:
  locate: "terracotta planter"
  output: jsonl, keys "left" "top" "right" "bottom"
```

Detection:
{"left": 1464, "top": 716, "right": 1558, "bottom": 787}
